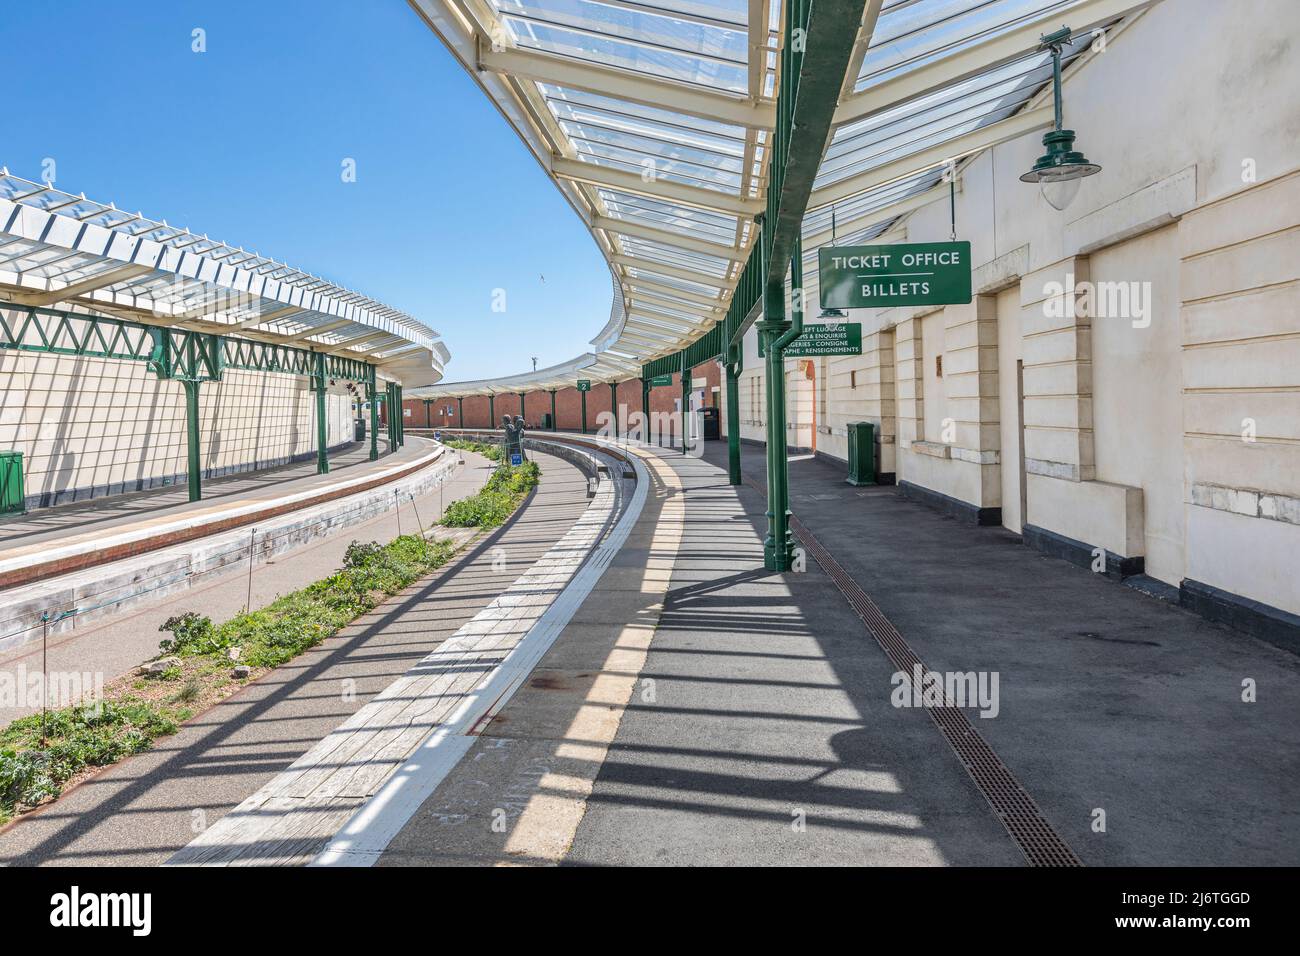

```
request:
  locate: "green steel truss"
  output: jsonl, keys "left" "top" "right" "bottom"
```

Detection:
{"left": 2, "top": 301, "right": 381, "bottom": 501}
{"left": 1, "top": 303, "right": 373, "bottom": 385}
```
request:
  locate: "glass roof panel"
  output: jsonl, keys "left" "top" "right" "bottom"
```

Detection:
{"left": 626, "top": 267, "right": 726, "bottom": 296}
{"left": 573, "top": 147, "right": 742, "bottom": 192}
{"left": 548, "top": 97, "right": 746, "bottom": 156}
{"left": 560, "top": 119, "right": 744, "bottom": 173}
{"left": 619, "top": 237, "right": 731, "bottom": 275}
{"left": 858, "top": 0, "right": 1077, "bottom": 92}
{"left": 804, "top": 168, "right": 939, "bottom": 234}
{"left": 601, "top": 189, "right": 738, "bottom": 242}
{"left": 540, "top": 85, "right": 746, "bottom": 139}
{"left": 497, "top": 0, "right": 749, "bottom": 91}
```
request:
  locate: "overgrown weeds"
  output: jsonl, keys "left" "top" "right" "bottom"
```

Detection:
{"left": 1, "top": 533, "right": 455, "bottom": 824}
{"left": 440, "top": 461, "right": 541, "bottom": 529}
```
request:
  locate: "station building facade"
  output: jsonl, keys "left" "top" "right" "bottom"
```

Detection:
{"left": 723, "top": 0, "right": 1300, "bottom": 628}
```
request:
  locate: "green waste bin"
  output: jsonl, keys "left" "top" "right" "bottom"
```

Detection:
{"left": 845, "top": 422, "right": 876, "bottom": 486}
{"left": 0, "top": 451, "right": 25, "bottom": 514}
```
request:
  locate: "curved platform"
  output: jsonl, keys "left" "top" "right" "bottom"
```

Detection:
{"left": 0, "top": 438, "right": 439, "bottom": 591}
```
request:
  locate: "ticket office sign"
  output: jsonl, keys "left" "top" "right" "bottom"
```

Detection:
{"left": 818, "top": 241, "right": 972, "bottom": 309}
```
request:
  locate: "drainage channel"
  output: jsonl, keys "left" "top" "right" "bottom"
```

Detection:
{"left": 744, "top": 472, "right": 1082, "bottom": 867}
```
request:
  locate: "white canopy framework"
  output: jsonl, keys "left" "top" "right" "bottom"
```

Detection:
{"left": 408, "top": 0, "right": 1156, "bottom": 400}
{"left": 0, "top": 170, "right": 448, "bottom": 386}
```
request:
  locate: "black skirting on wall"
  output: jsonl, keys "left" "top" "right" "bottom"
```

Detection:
{"left": 1021, "top": 522, "right": 1145, "bottom": 580}
{"left": 1179, "top": 578, "right": 1300, "bottom": 656}
{"left": 899, "top": 479, "right": 1001, "bottom": 526}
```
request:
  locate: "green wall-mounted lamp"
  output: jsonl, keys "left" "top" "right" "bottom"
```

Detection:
{"left": 1020, "top": 27, "right": 1101, "bottom": 210}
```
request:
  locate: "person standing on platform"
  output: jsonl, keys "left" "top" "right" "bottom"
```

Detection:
{"left": 513, "top": 415, "right": 528, "bottom": 461}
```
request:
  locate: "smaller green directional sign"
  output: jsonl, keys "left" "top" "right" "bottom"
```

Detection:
{"left": 576, "top": 379, "right": 591, "bottom": 392}
{"left": 649, "top": 374, "right": 674, "bottom": 387}
{"left": 760, "top": 322, "right": 862, "bottom": 357}
{"left": 819, "top": 241, "right": 972, "bottom": 309}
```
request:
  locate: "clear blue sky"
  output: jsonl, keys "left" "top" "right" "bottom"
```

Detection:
{"left": 5, "top": 0, "right": 609, "bottom": 381}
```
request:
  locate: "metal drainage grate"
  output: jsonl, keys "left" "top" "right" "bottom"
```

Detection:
{"left": 787, "top": 513, "right": 1082, "bottom": 867}
{"left": 739, "top": 467, "right": 1081, "bottom": 866}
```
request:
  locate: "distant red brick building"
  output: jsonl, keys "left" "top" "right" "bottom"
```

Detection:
{"left": 395, "top": 360, "right": 721, "bottom": 432}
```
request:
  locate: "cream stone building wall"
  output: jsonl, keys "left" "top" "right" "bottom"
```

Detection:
{"left": 720, "top": 0, "right": 1300, "bottom": 621}
{"left": 0, "top": 350, "right": 356, "bottom": 509}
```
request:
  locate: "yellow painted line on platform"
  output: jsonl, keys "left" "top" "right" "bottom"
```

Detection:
{"left": 501, "top": 443, "right": 685, "bottom": 864}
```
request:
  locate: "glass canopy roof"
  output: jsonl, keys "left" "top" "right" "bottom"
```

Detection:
{"left": 0, "top": 169, "right": 446, "bottom": 386}
{"left": 407, "top": 0, "right": 1151, "bottom": 397}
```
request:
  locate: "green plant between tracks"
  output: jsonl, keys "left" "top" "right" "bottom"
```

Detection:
{"left": 440, "top": 460, "right": 540, "bottom": 529}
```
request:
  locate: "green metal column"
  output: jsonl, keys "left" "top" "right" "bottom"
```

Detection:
{"left": 367, "top": 373, "right": 379, "bottom": 461}
{"left": 680, "top": 354, "right": 690, "bottom": 454}
{"left": 725, "top": 343, "right": 742, "bottom": 485}
{"left": 312, "top": 353, "right": 329, "bottom": 475}
{"left": 549, "top": 390, "right": 557, "bottom": 431}
{"left": 489, "top": 393, "right": 496, "bottom": 427}
{"left": 396, "top": 384, "right": 405, "bottom": 446}
{"left": 641, "top": 377, "right": 650, "bottom": 423}
{"left": 759, "top": 243, "right": 806, "bottom": 572}
{"left": 758, "top": 279, "right": 788, "bottom": 571}
{"left": 183, "top": 379, "right": 202, "bottom": 502}
{"left": 518, "top": 392, "right": 526, "bottom": 421}
{"left": 580, "top": 388, "right": 587, "bottom": 434}
{"left": 608, "top": 382, "right": 618, "bottom": 437}
{"left": 457, "top": 396, "right": 464, "bottom": 428}
{"left": 385, "top": 383, "right": 396, "bottom": 448}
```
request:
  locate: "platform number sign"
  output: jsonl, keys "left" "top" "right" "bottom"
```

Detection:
{"left": 577, "top": 379, "right": 591, "bottom": 392}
